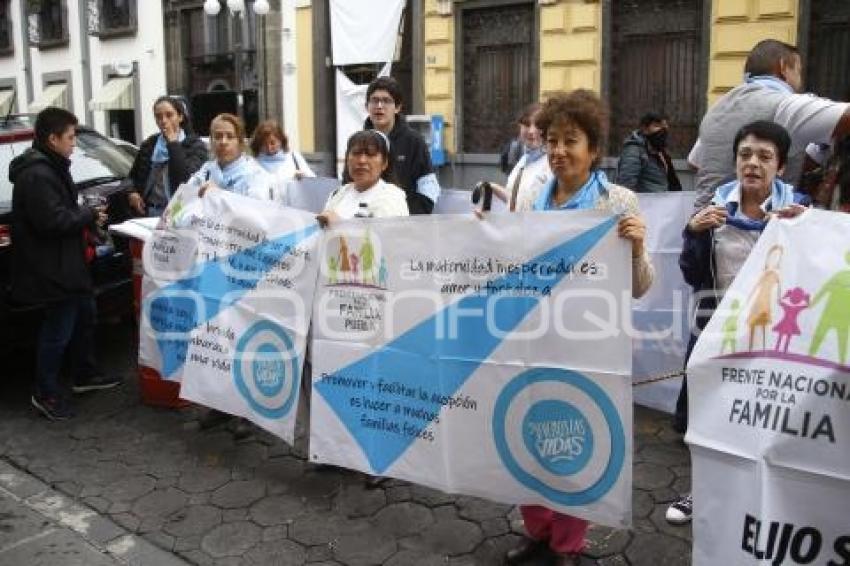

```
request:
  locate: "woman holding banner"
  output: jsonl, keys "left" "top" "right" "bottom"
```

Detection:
{"left": 192, "top": 113, "right": 275, "bottom": 202}
{"left": 502, "top": 90, "right": 653, "bottom": 566}
{"left": 667, "top": 120, "right": 808, "bottom": 525}
{"left": 317, "top": 130, "right": 409, "bottom": 226}
{"left": 194, "top": 113, "right": 276, "bottom": 438}
{"left": 250, "top": 120, "right": 315, "bottom": 204}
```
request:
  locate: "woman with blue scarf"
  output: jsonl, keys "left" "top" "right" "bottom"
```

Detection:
{"left": 667, "top": 121, "right": 808, "bottom": 525}
{"left": 250, "top": 120, "right": 315, "bottom": 203}
{"left": 505, "top": 90, "right": 653, "bottom": 566}
{"left": 488, "top": 103, "right": 551, "bottom": 211}
{"left": 127, "top": 96, "right": 208, "bottom": 217}
{"left": 191, "top": 113, "right": 274, "bottom": 202}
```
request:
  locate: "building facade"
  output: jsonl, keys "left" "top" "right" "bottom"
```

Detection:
{"left": 0, "top": 0, "right": 168, "bottom": 143}
{"left": 283, "top": 0, "right": 847, "bottom": 184}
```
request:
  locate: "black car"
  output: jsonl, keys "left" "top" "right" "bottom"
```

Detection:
{"left": 0, "top": 119, "right": 137, "bottom": 354}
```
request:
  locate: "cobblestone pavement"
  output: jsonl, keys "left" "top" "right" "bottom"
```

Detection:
{"left": 0, "top": 321, "right": 692, "bottom": 565}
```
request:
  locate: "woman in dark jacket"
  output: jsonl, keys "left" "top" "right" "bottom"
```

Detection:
{"left": 126, "top": 96, "right": 208, "bottom": 216}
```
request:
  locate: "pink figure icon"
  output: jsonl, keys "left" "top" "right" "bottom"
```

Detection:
{"left": 349, "top": 253, "right": 360, "bottom": 283}
{"left": 773, "top": 287, "right": 810, "bottom": 353}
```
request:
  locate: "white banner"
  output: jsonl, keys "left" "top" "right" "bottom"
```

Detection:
{"left": 138, "top": 186, "right": 321, "bottom": 443}
{"left": 687, "top": 209, "right": 850, "bottom": 565}
{"left": 329, "top": 0, "right": 404, "bottom": 66}
{"left": 309, "top": 212, "right": 634, "bottom": 528}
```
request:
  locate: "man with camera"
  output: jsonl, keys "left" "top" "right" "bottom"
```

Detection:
{"left": 10, "top": 107, "right": 120, "bottom": 421}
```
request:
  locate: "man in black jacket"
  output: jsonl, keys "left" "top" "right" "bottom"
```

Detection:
{"left": 10, "top": 107, "right": 119, "bottom": 421}
{"left": 363, "top": 76, "right": 441, "bottom": 214}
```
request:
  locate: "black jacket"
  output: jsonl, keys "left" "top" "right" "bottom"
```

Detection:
{"left": 364, "top": 115, "right": 435, "bottom": 214}
{"left": 9, "top": 145, "right": 95, "bottom": 304}
{"left": 127, "top": 133, "right": 208, "bottom": 199}
{"left": 617, "top": 131, "right": 682, "bottom": 193}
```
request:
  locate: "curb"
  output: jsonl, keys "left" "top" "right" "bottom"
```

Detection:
{"left": 0, "top": 458, "right": 188, "bottom": 566}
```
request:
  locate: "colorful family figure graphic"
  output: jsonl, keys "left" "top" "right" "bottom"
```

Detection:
{"left": 720, "top": 246, "right": 850, "bottom": 365}
{"left": 326, "top": 233, "right": 386, "bottom": 288}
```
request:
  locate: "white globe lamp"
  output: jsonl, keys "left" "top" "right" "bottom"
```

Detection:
{"left": 227, "top": 0, "right": 245, "bottom": 13}
{"left": 252, "top": 0, "right": 270, "bottom": 15}
{"left": 203, "top": 0, "right": 220, "bottom": 16}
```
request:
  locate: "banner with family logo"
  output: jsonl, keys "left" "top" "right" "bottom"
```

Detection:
{"left": 686, "top": 209, "right": 850, "bottom": 566}
{"left": 309, "top": 211, "right": 634, "bottom": 528}
{"left": 138, "top": 185, "right": 321, "bottom": 443}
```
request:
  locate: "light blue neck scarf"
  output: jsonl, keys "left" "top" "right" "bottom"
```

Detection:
{"left": 209, "top": 155, "right": 255, "bottom": 193}
{"left": 524, "top": 146, "right": 546, "bottom": 164}
{"left": 534, "top": 170, "right": 609, "bottom": 211}
{"left": 151, "top": 129, "right": 187, "bottom": 163}
{"left": 744, "top": 74, "right": 794, "bottom": 95}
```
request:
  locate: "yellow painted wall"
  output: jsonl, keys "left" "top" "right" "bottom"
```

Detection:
{"left": 422, "top": 0, "right": 455, "bottom": 152}
{"left": 296, "top": 5, "right": 315, "bottom": 153}
{"left": 539, "top": 1, "right": 602, "bottom": 96}
{"left": 708, "top": 0, "right": 798, "bottom": 105}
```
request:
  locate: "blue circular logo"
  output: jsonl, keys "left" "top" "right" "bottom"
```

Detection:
{"left": 493, "top": 368, "right": 625, "bottom": 506}
{"left": 522, "top": 400, "right": 594, "bottom": 477}
{"left": 233, "top": 321, "right": 299, "bottom": 419}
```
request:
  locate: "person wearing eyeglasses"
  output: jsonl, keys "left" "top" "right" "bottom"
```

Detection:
{"left": 363, "top": 76, "right": 441, "bottom": 214}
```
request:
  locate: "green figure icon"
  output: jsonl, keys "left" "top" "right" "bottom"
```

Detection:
{"left": 360, "top": 230, "right": 375, "bottom": 285}
{"left": 328, "top": 256, "right": 339, "bottom": 285}
{"left": 808, "top": 250, "right": 850, "bottom": 364}
{"left": 720, "top": 299, "right": 741, "bottom": 354}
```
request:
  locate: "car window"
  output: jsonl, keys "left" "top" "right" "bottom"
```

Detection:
{"left": 0, "top": 141, "right": 33, "bottom": 204}
{"left": 0, "top": 132, "right": 134, "bottom": 204}
{"left": 71, "top": 130, "right": 134, "bottom": 183}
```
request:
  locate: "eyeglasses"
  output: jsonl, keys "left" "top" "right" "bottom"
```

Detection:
{"left": 368, "top": 96, "right": 395, "bottom": 108}
{"left": 737, "top": 148, "right": 777, "bottom": 163}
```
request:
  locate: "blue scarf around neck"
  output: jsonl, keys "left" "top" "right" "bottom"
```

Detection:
{"left": 534, "top": 170, "right": 608, "bottom": 211}
{"left": 151, "top": 129, "right": 187, "bottom": 163}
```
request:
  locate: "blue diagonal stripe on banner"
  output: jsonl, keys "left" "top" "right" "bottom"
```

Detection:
{"left": 315, "top": 216, "right": 618, "bottom": 473}
{"left": 147, "top": 224, "right": 320, "bottom": 378}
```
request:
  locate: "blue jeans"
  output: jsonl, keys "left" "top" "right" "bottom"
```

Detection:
{"left": 35, "top": 296, "right": 98, "bottom": 399}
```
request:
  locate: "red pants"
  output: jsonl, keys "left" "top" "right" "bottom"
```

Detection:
{"left": 520, "top": 505, "right": 588, "bottom": 554}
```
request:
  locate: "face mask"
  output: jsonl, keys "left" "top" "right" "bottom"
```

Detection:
{"left": 646, "top": 129, "right": 668, "bottom": 149}
{"left": 525, "top": 145, "right": 545, "bottom": 163}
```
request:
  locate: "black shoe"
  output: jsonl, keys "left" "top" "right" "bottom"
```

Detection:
{"left": 73, "top": 374, "right": 122, "bottom": 393}
{"left": 505, "top": 538, "right": 548, "bottom": 564}
{"left": 31, "top": 395, "right": 74, "bottom": 421}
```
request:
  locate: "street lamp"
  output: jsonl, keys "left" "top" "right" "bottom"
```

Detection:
{"left": 202, "top": 0, "right": 270, "bottom": 121}
{"left": 203, "top": 0, "right": 268, "bottom": 17}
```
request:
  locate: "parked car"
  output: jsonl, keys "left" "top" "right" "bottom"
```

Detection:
{"left": 0, "top": 117, "right": 137, "bottom": 355}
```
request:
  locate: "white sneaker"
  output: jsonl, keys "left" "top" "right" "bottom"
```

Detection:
{"left": 665, "top": 493, "right": 693, "bottom": 524}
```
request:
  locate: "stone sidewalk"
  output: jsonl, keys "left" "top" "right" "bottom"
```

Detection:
{"left": 0, "top": 321, "right": 692, "bottom": 565}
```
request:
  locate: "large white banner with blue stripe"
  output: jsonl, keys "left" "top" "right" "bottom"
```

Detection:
{"left": 309, "top": 211, "right": 634, "bottom": 527}
{"left": 138, "top": 185, "right": 321, "bottom": 443}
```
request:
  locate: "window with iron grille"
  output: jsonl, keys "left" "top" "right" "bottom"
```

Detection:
{"left": 88, "top": 0, "right": 137, "bottom": 38}
{"left": 0, "top": 1, "right": 13, "bottom": 55}
{"left": 608, "top": 0, "right": 705, "bottom": 159}
{"left": 806, "top": 0, "right": 850, "bottom": 102}
{"left": 27, "top": 0, "right": 69, "bottom": 48}
{"left": 460, "top": 2, "right": 536, "bottom": 153}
